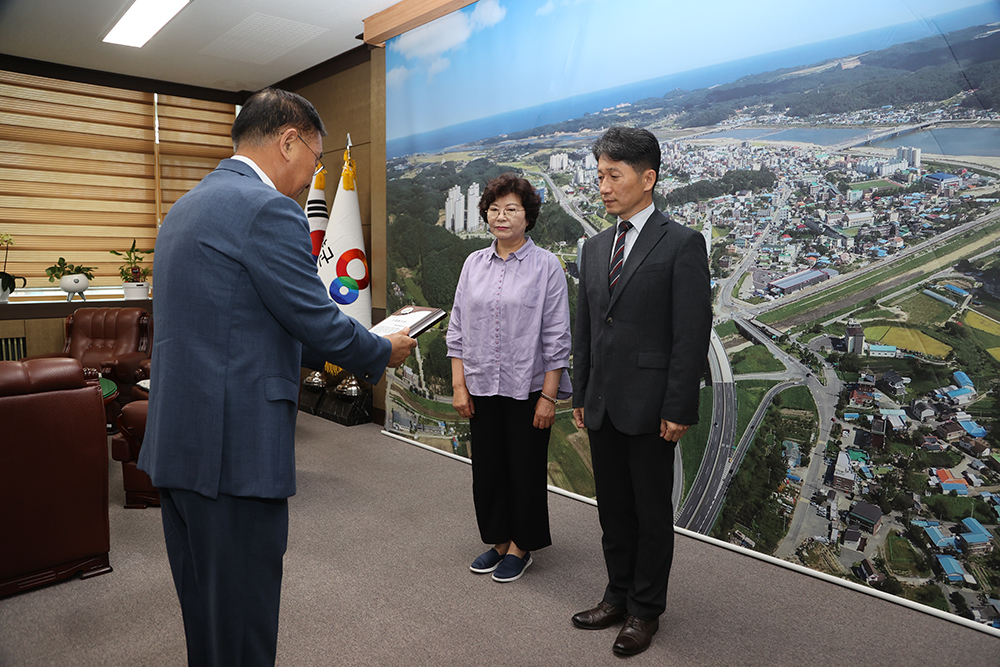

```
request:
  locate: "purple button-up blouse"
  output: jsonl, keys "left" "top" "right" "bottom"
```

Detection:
{"left": 446, "top": 237, "right": 572, "bottom": 401}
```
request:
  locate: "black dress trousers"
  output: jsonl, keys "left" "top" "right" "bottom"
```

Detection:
{"left": 588, "top": 417, "right": 675, "bottom": 620}
{"left": 160, "top": 488, "right": 289, "bottom": 667}
{"left": 468, "top": 391, "right": 552, "bottom": 552}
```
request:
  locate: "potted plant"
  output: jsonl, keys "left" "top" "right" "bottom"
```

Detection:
{"left": 0, "top": 233, "right": 27, "bottom": 303}
{"left": 110, "top": 239, "right": 153, "bottom": 300}
{"left": 45, "top": 257, "right": 97, "bottom": 302}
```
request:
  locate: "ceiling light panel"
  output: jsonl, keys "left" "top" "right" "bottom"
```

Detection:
{"left": 104, "top": 0, "right": 190, "bottom": 48}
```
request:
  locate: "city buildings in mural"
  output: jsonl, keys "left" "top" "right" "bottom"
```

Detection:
{"left": 384, "top": 17, "right": 1000, "bottom": 625}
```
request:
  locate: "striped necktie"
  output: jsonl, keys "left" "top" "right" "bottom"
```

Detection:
{"left": 608, "top": 220, "right": 632, "bottom": 294}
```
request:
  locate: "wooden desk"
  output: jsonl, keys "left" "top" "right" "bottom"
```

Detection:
{"left": 0, "top": 299, "right": 152, "bottom": 321}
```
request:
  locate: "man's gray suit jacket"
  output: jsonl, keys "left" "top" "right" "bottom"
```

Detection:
{"left": 139, "top": 159, "right": 391, "bottom": 500}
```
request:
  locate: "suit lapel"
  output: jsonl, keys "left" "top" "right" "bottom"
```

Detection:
{"left": 588, "top": 228, "right": 614, "bottom": 312}
{"left": 608, "top": 210, "right": 669, "bottom": 311}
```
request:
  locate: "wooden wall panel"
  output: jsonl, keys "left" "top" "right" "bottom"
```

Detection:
{"left": 289, "top": 45, "right": 392, "bottom": 414}
{"left": 369, "top": 46, "right": 387, "bottom": 317}
{"left": 0, "top": 70, "right": 150, "bottom": 102}
{"left": 287, "top": 46, "right": 388, "bottom": 317}
{"left": 24, "top": 317, "right": 67, "bottom": 356}
{"left": 156, "top": 94, "right": 234, "bottom": 113}
{"left": 0, "top": 167, "right": 153, "bottom": 190}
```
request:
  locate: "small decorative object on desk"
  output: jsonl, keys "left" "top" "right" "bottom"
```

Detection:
{"left": 369, "top": 306, "right": 447, "bottom": 338}
{"left": 333, "top": 375, "right": 361, "bottom": 397}
{"left": 45, "top": 258, "right": 97, "bottom": 302}
{"left": 0, "top": 233, "right": 26, "bottom": 304}
{"left": 298, "top": 371, "right": 327, "bottom": 415}
{"left": 303, "top": 371, "right": 326, "bottom": 388}
{"left": 111, "top": 239, "right": 153, "bottom": 300}
{"left": 60, "top": 275, "right": 89, "bottom": 301}
{"left": 315, "top": 372, "right": 373, "bottom": 425}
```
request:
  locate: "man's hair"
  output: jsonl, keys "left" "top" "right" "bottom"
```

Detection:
{"left": 231, "top": 88, "right": 327, "bottom": 150}
{"left": 479, "top": 173, "right": 543, "bottom": 232}
{"left": 592, "top": 126, "right": 661, "bottom": 185}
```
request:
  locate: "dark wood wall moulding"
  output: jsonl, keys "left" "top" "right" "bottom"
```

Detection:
{"left": 273, "top": 45, "right": 373, "bottom": 93}
{"left": 0, "top": 53, "right": 248, "bottom": 105}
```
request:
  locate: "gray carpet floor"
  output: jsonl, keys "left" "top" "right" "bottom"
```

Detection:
{"left": 1, "top": 412, "right": 997, "bottom": 666}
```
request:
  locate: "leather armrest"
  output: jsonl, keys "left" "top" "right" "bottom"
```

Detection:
{"left": 101, "top": 352, "right": 149, "bottom": 383}
{"left": 134, "top": 358, "right": 151, "bottom": 382}
{"left": 112, "top": 401, "right": 148, "bottom": 463}
{"left": 110, "top": 432, "right": 134, "bottom": 462}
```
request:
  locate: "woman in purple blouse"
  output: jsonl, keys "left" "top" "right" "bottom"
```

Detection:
{"left": 447, "top": 173, "right": 572, "bottom": 583}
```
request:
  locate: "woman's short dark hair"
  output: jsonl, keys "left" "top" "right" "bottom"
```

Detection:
{"left": 478, "top": 173, "right": 543, "bottom": 232}
{"left": 592, "top": 126, "right": 661, "bottom": 185}
{"left": 231, "top": 88, "right": 327, "bottom": 150}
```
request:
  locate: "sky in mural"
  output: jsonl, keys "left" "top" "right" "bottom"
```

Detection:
{"left": 385, "top": 0, "right": 998, "bottom": 142}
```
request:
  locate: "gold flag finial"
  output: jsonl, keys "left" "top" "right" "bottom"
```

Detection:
{"left": 342, "top": 145, "right": 356, "bottom": 192}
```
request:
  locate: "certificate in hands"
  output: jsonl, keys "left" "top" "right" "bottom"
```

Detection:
{"left": 369, "top": 305, "right": 447, "bottom": 338}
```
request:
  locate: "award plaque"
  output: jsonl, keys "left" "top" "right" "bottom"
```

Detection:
{"left": 369, "top": 306, "right": 446, "bottom": 338}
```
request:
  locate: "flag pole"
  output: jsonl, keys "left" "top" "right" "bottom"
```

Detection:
{"left": 312, "top": 132, "right": 374, "bottom": 417}
{"left": 334, "top": 132, "right": 361, "bottom": 398}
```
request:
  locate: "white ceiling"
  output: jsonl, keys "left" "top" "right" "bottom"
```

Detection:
{"left": 0, "top": 0, "right": 399, "bottom": 92}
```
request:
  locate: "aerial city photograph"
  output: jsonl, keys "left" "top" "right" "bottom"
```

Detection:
{"left": 382, "top": 0, "right": 1000, "bottom": 626}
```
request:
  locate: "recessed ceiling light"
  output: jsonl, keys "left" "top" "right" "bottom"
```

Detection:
{"left": 103, "top": 0, "right": 190, "bottom": 48}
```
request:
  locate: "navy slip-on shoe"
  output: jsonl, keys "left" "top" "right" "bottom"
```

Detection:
{"left": 492, "top": 552, "right": 532, "bottom": 582}
{"left": 470, "top": 548, "right": 505, "bottom": 574}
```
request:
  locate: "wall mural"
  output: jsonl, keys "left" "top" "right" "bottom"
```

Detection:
{"left": 384, "top": 0, "right": 1000, "bottom": 625}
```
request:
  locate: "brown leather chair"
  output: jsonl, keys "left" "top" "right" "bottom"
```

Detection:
{"left": 111, "top": 400, "right": 159, "bottom": 509}
{"left": 0, "top": 358, "right": 112, "bottom": 598}
{"left": 130, "top": 357, "right": 151, "bottom": 401}
{"left": 25, "top": 307, "right": 151, "bottom": 429}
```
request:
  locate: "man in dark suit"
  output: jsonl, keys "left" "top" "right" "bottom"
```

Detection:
{"left": 138, "top": 88, "right": 415, "bottom": 667}
{"left": 571, "top": 126, "right": 711, "bottom": 656}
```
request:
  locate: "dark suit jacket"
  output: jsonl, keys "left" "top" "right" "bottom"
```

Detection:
{"left": 573, "top": 209, "right": 712, "bottom": 435}
{"left": 139, "top": 159, "right": 391, "bottom": 500}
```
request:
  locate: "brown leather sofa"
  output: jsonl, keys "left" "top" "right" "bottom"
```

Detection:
{"left": 25, "top": 307, "right": 151, "bottom": 429}
{"left": 111, "top": 400, "right": 159, "bottom": 509}
{"left": 0, "top": 357, "right": 112, "bottom": 598}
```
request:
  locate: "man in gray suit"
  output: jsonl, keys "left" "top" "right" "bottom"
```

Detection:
{"left": 139, "top": 88, "right": 415, "bottom": 667}
{"left": 571, "top": 126, "right": 711, "bottom": 656}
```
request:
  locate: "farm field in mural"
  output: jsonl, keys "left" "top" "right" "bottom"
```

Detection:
{"left": 385, "top": 0, "right": 1000, "bottom": 625}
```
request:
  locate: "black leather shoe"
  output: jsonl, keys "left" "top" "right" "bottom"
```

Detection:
{"left": 571, "top": 601, "right": 627, "bottom": 629}
{"left": 612, "top": 615, "right": 659, "bottom": 656}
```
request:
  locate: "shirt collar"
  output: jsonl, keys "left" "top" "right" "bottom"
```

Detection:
{"left": 490, "top": 236, "right": 535, "bottom": 260}
{"left": 230, "top": 155, "right": 276, "bottom": 190}
{"left": 620, "top": 202, "right": 655, "bottom": 235}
